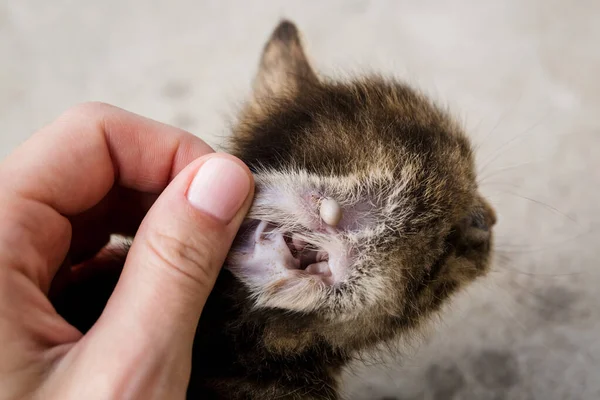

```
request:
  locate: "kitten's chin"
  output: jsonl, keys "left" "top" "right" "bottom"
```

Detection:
{"left": 225, "top": 218, "right": 350, "bottom": 312}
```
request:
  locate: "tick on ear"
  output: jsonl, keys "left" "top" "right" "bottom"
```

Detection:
{"left": 319, "top": 197, "right": 343, "bottom": 227}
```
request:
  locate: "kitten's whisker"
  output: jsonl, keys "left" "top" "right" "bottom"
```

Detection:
{"left": 493, "top": 230, "right": 593, "bottom": 252}
{"left": 491, "top": 264, "right": 584, "bottom": 278}
{"left": 477, "top": 133, "right": 535, "bottom": 175}
{"left": 477, "top": 111, "right": 550, "bottom": 175}
{"left": 473, "top": 93, "right": 523, "bottom": 153}
{"left": 479, "top": 181, "right": 525, "bottom": 192}
{"left": 477, "top": 159, "right": 549, "bottom": 184}
{"left": 492, "top": 255, "right": 547, "bottom": 276}
{"left": 497, "top": 190, "right": 579, "bottom": 225}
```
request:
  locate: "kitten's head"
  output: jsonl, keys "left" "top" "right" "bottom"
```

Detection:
{"left": 226, "top": 21, "right": 495, "bottom": 332}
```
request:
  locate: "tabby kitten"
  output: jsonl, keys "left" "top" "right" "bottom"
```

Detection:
{"left": 55, "top": 20, "right": 496, "bottom": 400}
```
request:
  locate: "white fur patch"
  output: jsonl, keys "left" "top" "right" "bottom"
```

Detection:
{"left": 226, "top": 166, "right": 416, "bottom": 316}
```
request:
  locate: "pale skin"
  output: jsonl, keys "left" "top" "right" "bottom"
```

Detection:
{"left": 0, "top": 102, "right": 254, "bottom": 399}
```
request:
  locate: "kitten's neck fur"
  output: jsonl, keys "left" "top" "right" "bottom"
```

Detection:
{"left": 189, "top": 271, "right": 346, "bottom": 399}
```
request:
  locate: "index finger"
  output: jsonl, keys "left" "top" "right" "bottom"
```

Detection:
{"left": 0, "top": 102, "right": 214, "bottom": 215}
{"left": 0, "top": 102, "right": 214, "bottom": 290}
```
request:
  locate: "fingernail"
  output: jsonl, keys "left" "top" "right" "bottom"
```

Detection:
{"left": 187, "top": 157, "right": 251, "bottom": 223}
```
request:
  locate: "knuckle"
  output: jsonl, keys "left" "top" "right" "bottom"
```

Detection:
{"left": 55, "top": 102, "right": 116, "bottom": 138}
{"left": 144, "top": 230, "right": 217, "bottom": 289}
{"left": 61, "top": 101, "right": 113, "bottom": 120}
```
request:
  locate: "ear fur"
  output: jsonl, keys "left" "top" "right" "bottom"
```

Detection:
{"left": 253, "top": 20, "right": 318, "bottom": 100}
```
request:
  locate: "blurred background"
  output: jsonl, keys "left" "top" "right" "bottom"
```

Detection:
{"left": 2, "top": 1, "right": 599, "bottom": 399}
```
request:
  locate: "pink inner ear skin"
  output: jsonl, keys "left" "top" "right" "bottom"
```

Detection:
{"left": 228, "top": 218, "right": 345, "bottom": 287}
{"left": 226, "top": 183, "right": 376, "bottom": 288}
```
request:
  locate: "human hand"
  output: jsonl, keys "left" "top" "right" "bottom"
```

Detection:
{"left": 0, "top": 103, "right": 254, "bottom": 399}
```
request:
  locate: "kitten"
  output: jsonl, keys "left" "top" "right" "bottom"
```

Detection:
{"left": 54, "top": 20, "right": 496, "bottom": 399}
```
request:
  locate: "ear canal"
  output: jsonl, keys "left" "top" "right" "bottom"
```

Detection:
{"left": 253, "top": 20, "right": 318, "bottom": 99}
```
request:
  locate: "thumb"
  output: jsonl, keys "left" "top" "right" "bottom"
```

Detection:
{"left": 111, "top": 152, "right": 253, "bottom": 334}
{"left": 72, "top": 154, "right": 253, "bottom": 398}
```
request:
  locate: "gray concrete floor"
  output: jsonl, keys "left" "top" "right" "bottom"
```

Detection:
{"left": 2, "top": 1, "right": 599, "bottom": 399}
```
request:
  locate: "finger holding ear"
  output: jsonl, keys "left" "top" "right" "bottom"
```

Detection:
{"left": 44, "top": 154, "right": 254, "bottom": 399}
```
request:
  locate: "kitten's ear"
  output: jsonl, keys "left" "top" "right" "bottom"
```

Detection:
{"left": 253, "top": 20, "right": 318, "bottom": 99}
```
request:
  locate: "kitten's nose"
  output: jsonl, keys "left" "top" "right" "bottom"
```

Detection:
{"left": 320, "top": 198, "right": 342, "bottom": 226}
